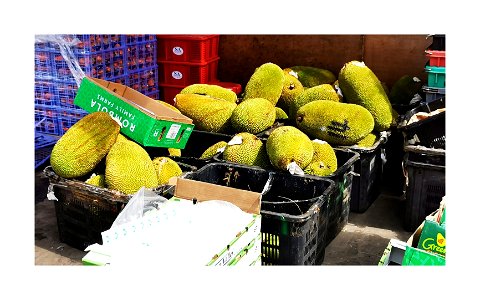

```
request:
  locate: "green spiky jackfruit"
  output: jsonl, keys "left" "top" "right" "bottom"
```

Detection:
{"left": 85, "top": 174, "right": 106, "bottom": 187}
{"left": 105, "top": 139, "right": 158, "bottom": 194}
{"left": 243, "top": 62, "right": 285, "bottom": 106}
{"left": 338, "top": 61, "right": 393, "bottom": 131}
{"left": 152, "top": 157, "right": 183, "bottom": 185}
{"left": 200, "top": 141, "right": 228, "bottom": 159}
{"left": 223, "top": 133, "right": 271, "bottom": 168}
{"left": 289, "top": 84, "right": 341, "bottom": 119}
{"left": 266, "top": 126, "right": 313, "bottom": 170}
{"left": 277, "top": 70, "right": 304, "bottom": 112}
{"left": 389, "top": 75, "right": 423, "bottom": 105}
{"left": 355, "top": 132, "right": 378, "bottom": 148}
{"left": 304, "top": 161, "right": 333, "bottom": 176}
{"left": 275, "top": 107, "right": 289, "bottom": 120}
{"left": 50, "top": 112, "right": 120, "bottom": 178}
{"left": 230, "top": 98, "right": 276, "bottom": 134}
{"left": 381, "top": 82, "right": 389, "bottom": 95}
{"left": 286, "top": 66, "right": 336, "bottom": 88}
{"left": 168, "top": 148, "right": 181, "bottom": 157}
{"left": 311, "top": 139, "right": 337, "bottom": 172}
{"left": 180, "top": 84, "right": 237, "bottom": 103}
{"left": 116, "top": 134, "right": 128, "bottom": 143}
{"left": 174, "top": 94, "right": 237, "bottom": 133}
{"left": 296, "top": 100, "right": 374, "bottom": 146}
{"left": 156, "top": 100, "right": 181, "bottom": 113}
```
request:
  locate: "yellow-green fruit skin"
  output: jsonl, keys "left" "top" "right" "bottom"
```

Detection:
{"left": 296, "top": 100, "right": 374, "bottom": 146}
{"left": 200, "top": 141, "right": 228, "bottom": 159}
{"left": 223, "top": 133, "right": 271, "bottom": 168}
{"left": 243, "top": 62, "right": 285, "bottom": 106}
{"left": 85, "top": 174, "right": 106, "bottom": 187}
{"left": 389, "top": 75, "right": 423, "bottom": 105}
{"left": 286, "top": 66, "right": 336, "bottom": 88}
{"left": 338, "top": 61, "right": 393, "bottom": 131}
{"left": 50, "top": 112, "right": 120, "bottom": 178}
{"left": 180, "top": 84, "right": 237, "bottom": 103}
{"left": 275, "top": 107, "right": 289, "bottom": 120}
{"left": 277, "top": 70, "right": 304, "bottom": 112}
{"left": 304, "top": 161, "right": 333, "bottom": 176}
{"left": 174, "top": 94, "right": 237, "bottom": 133}
{"left": 266, "top": 126, "right": 313, "bottom": 170}
{"left": 355, "top": 132, "right": 378, "bottom": 148}
{"left": 105, "top": 140, "right": 158, "bottom": 194}
{"left": 289, "top": 84, "right": 341, "bottom": 119}
{"left": 230, "top": 98, "right": 276, "bottom": 134}
{"left": 168, "top": 148, "right": 181, "bottom": 157}
{"left": 152, "top": 157, "right": 183, "bottom": 185}
{"left": 311, "top": 140, "right": 337, "bottom": 172}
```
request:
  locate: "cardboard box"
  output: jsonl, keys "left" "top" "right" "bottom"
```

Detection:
{"left": 378, "top": 239, "right": 408, "bottom": 266}
{"left": 228, "top": 233, "right": 262, "bottom": 266}
{"left": 74, "top": 77, "right": 194, "bottom": 149}
{"left": 417, "top": 219, "right": 446, "bottom": 257}
{"left": 402, "top": 246, "right": 446, "bottom": 266}
{"left": 83, "top": 177, "right": 262, "bottom": 266}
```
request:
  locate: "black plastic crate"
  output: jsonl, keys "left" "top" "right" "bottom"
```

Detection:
{"left": 397, "top": 97, "right": 446, "bottom": 149}
{"left": 339, "top": 136, "right": 388, "bottom": 213}
{"left": 381, "top": 127, "right": 406, "bottom": 196}
{"left": 403, "top": 153, "right": 445, "bottom": 232}
{"left": 427, "top": 34, "right": 445, "bottom": 51}
{"left": 260, "top": 172, "right": 334, "bottom": 265}
{"left": 44, "top": 161, "right": 194, "bottom": 250}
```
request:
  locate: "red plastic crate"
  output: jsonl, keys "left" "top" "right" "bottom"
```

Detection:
{"left": 159, "top": 84, "right": 185, "bottom": 106}
{"left": 207, "top": 81, "right": 242, "bottom": 95}
{"left": 425, "top": 50, "right": 445, "bottom": 67}
{"left": 157, "top": 35, "right": 219, "bottom": 63}
{"left": 158, "top": 57, "right": 219, "bottom": 86}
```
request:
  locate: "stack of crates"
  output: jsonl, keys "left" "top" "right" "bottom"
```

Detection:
{"left": 156, "top": 35, "right": 241, "bottom": 105}
{"left": 34, "top": 35, "right": 159, "bottom": 137}
{"left": 423, "top": 34, "right": 445, "bottom": 103}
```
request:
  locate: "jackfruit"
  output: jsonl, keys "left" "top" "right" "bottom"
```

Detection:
{"left": 152, "top": 157, "right": 183, "bottom": 185}
{"left": 157, "top": 100, "right": 181, "bottom": 113}
{"left": 311, "top": 139, "right": 337, "bottom": 172}
{"left": 50, "top": 112, "right": 120, "bottom": 178}
{"left": 168, "top": 148, "right": 181, "bottom": 157}
{"left": 277, "top": 70, "right": 304, "bottom": 112}
{"left": 199, "top": 141, "right": 228, "bottom": 159}
{"left": 266, "top": 126, "right": 313, "bottom": 170}
{"left": 174, "top": 94, "right": 237, "bottom": 133}
{"left": 304, "top": 161, "right": 333, "bottom": 176}
{"left": 105, "top": 139, "right": 158, "bottom": 194}
{"left": 275, "top": 107, "right": 289, "bottom": 120}
{"left": 116, "top": 134, "right": 128, "bottom": 143}
{"left": 285, "top": 66, "right": 336, "bottom": 88}
{"left": 381, "top": 82, "right": 389, "bottom": 95}
{"left": 223, "top": 133, "right": 271, "bottom": 168}
{"left": 243, "top": 62, "right": 285, "bottom": 106}
{"left": 355, "top": 132, "right": 378, "bottom": 148}
{"left": 333, "top": 80, "right": 344, "bottom": 102}
{"left": 296, "top": 100, "right": 374, "bottom": 146}
{"left": 230, "top": 98, "right": 276, "bottom": 134}
{"left": 338, "top": 61, "right": 393, "bottom": 131}
{"left": 85, "top": 174, "right": 106, "bottom": 188}
{"left": 289, "top": 84, "right": 341, "bottom": 119}
{"left": 180, "top": 83, "right": 237, "bottom": 103}
{"left": 389, "top": 75, "right": 423, "bottom": 105}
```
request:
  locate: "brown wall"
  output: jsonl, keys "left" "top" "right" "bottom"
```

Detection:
{"left": 217, "top": 34, "right": 431, "bottom": 90}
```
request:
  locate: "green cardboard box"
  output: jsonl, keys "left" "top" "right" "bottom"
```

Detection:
{"left": 418, "top": 219, "right": 446, "bottom": 257}
{"left": 74, "top": 77, "right": 194, "bottom": 149}
{"left": 402, "top": 246, "right": 445, "bottom": 266}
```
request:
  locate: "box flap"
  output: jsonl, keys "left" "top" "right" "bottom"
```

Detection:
{"left": 174, "top": 178, "right": 260, "bottom": 215}
{"left": 89, "top": 77, "right": 193, "bottom": 124}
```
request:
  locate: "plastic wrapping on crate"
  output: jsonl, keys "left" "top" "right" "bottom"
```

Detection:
{"left": 35, "top": 104, "right": 61, "bottom": 136}
{"left": 127, "top": 40, "right": 157, "bottom": 72}
{"left": 127, "top": 66, "right": 159, "bottom": 95}
{"left": 34, "top": 48, "right": 55, "bottom": 80}
{"left": 157, "top": 35, "right": 219, "bottom": 63}
{"left": 34, "top": 80, "right": 58, "bottom": 106}
{"left": 158, "top": 57, "right": 219, "bottom": 86}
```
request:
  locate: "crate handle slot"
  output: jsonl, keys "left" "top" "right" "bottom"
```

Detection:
{"left": 176, "top": 128, "right": 185, "bottom": 143}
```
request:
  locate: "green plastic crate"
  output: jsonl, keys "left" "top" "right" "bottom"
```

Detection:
{"left": 425, "top": 66, "right": 445, "bottom": 88}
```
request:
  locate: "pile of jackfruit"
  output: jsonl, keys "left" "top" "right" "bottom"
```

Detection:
{"left": 175, "top": 61, "right": 402, "bottom": 176}
{"left": 50, "top": 112, "right": 184, "bottom": 195}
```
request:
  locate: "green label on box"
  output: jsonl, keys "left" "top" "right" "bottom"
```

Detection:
{"left": 402, "top": 246, "right": 445, "bottom": 266}
{"left": 418, "top": 219, "right": 446, "bottom": 257}
{"left": 74, "top": 77, "right": 194, "bottom": 149}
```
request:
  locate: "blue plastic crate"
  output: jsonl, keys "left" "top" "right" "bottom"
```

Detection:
{"left": 35, "top": 132, "right": 59, "bottom": 150}
{"left": 127, "top": 66, "right": 159, "bottom": 95}
{"left": 66, "top": 35, "right": 127, "bottom": 54}
{"left": 34, "top": 80, "right": 58, "bottom": 106}
{"left": 34, "top": 48, "right": 55, "bottom": 79}
{"left": 145, "top": 90, "right": 159, "bottom": 100}
{"left": 127, "top": 40, "right": 157, "bottom": 72}
{"left": 57, "top": 108, "right": 89, "bottom": 135}
{"left": 126, "top": 35, "right": 156, "bottom": 45}
{"left": 35, "top": 105, "right": 61, "bottom": 136}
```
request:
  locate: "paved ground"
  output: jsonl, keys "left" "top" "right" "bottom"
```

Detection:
{"left": 34, "top": 165, "right": 413, "bottom": 266}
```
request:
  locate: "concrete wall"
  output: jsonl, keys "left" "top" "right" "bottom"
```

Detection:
{"left": 217, "top": 34, "right": 431, "bottom": 90}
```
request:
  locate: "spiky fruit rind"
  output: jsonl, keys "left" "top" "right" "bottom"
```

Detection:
{"left": 230, "top": 98, "right": 276, "bottom": 134}
{"left": 180, "top": 84, "right": 237, "bottom": 103}
{"left": 152, "top": 157, "right": 183, "bottom": 185}
{"left": 287, "top": 66, "right": 336, "bottom": 88}
{"left": 289, "top": 84, "right": 341, "bottom": 119}
{"left": 200, "top": 141, "right": 228, "bottom": 159}
{"left": 223, "top": 133, "right": 271, "bottom": 168}
{"left": 266, "top": 126, "right": 314, "bottom": 170}
{"left": 243, "top": 62, "right": 285, "bottom": 106}
{"left": 311, "top": 140, "right": 338, "bottom": 172}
